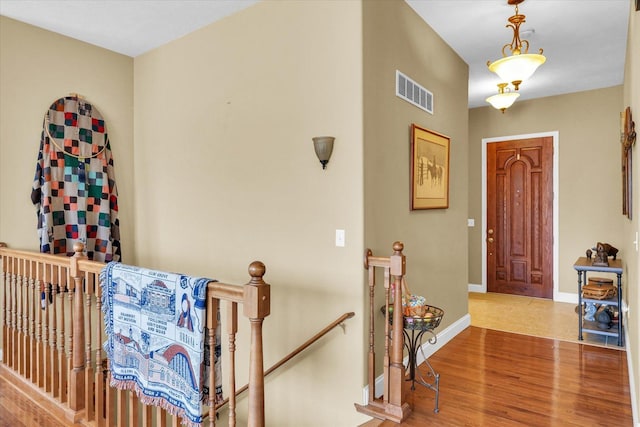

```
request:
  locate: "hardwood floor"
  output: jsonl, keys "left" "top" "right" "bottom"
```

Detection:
{"left": 1, "top": 328, "right": 633, "bottom": 426}
{"left": 0, "top": 372, "right": 71, "bottom": 427}
{"left": 380, "top": 326, "right": 632, "bottom": 426}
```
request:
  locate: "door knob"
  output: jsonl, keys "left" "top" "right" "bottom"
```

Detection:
{"left": 487, "top": 237, "right": 494, "bottom": 243}
{"left": 488, "top": 229, "right": 494, "bottom": 235}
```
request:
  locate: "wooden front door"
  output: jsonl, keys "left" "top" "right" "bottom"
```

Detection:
{"left": 487, "top": 137, "right": 553, "bottom": 298}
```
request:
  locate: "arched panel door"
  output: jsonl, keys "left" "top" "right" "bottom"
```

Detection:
{"left": 487, "top": 137, "right": 553, "bottom": 298}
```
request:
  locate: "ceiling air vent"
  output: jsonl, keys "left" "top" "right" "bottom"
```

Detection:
{"left": 396, "top": 70, "right": 433, "bottom": 114}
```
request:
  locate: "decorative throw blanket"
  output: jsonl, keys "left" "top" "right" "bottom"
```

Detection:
{"left": 101, "top": 262, "right": 222, "bottom": 427}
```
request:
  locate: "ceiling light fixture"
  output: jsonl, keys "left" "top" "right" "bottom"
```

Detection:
{"left": 487, "top": 0, "right": 546, "bottom": 91}
{"left": 486, "top": 83, "right": 520, "bottom": 113}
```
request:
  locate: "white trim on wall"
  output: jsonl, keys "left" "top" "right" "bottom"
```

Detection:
{"left": 478, "top": 131, "right": 563, "bottom": 300}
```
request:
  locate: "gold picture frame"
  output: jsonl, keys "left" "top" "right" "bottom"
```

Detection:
{"left": 411, "top": 124, "right": 450, "bottom": 210}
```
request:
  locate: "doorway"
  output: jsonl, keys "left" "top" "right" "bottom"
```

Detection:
{"left": 481, "top": 132, "right": 559, "bottom": 299}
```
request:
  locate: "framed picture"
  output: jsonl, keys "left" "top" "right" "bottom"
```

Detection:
{"left": 410, "top": 124, "right": 450, "bottom": 210}
{"left": 622, "top": 107, "right": 636, "bottom": 219}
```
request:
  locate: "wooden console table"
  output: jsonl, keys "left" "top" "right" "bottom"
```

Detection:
{"left": 573, "top": 257, "right": 623, "bottom": 346}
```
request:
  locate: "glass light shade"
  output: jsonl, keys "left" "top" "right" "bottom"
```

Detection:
{"left": 312, "top": 136, "right": 334, "bottom": 169}
{"left": 486, "top": 92, "right": 520, "bottom": 112}
{"left": 488, "top": 53, "right": 546, "bottom": 88}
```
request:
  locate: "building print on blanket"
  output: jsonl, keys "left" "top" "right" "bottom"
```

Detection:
{"left": 102, "top": 262, "right": 222, "bottom": 427}
{"left": 31, "top": 95, "right": 121, "bottom": 262}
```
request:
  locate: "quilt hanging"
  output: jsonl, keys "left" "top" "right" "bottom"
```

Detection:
{"left": 31, "top": 95, "right": 121, "bottom": 262}
{"left": 101, "top": 262, "right": 222, "bottom": 427}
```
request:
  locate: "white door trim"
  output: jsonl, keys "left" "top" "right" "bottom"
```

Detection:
{"left": 478, "top": 131, "right": 564, "bottom": 301}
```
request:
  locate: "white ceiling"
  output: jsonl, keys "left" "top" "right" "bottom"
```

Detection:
{"left": 0, "top": 0, "right": 631, "bottom": 108}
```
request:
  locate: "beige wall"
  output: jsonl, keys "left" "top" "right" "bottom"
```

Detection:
{"left": 133, "top": 1, "right": 366, "bottom": 425}
{"left": 0, "top": 16, "right": 134, "bottom": 357}
{"left": 0, "top": 17, "right": 134, "bottom": 254}
{"left": 468, "top": 86, "right": 624, "bottom": 296}
{"left": 622, "top": 0, "right": 639, "bottom": 420}
{"left": 363, "top": 0, "right": 469, "bottom": 352}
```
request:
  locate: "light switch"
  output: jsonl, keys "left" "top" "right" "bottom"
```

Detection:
{"left": 468, "top": 218, "right": 475, "bottom": 227}
{"left": 336, "top": 229, "right": 345, "bottom": 247}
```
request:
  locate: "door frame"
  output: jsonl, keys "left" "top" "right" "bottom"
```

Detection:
{"left": 476, "top": 131, "right": 571, "bottom": 303}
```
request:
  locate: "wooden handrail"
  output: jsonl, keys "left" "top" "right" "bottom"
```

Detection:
{"left": 215, "top": 311, "right": 355, "bottom": 409}
{"left": 0, "top": 242, "right": 272, "bottom": 427}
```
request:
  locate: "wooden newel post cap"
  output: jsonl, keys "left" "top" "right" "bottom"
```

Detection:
{"left": 248, "top": 261, "right": 266, "bottom": 284}
{"left": 245, "top": 261, "right": 270, "bottom": 319}
{"left": 390, "top": 241, "right": 405, "bottom": 276}
{"left": 73, "top": 242, "right": 85, "bottom": 255}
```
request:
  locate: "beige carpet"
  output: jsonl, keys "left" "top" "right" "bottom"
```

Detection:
{"left": 468, "top": 292, "right": 624, "bottom": 350}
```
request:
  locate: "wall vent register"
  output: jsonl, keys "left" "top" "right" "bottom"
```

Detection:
{"left": 396, "top": 70, "right": 433, "bottom": 115}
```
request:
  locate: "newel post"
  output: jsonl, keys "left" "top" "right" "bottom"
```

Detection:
{"left": 243, "top": 261, "right": 270, "bottom": 427}
{"left": 68, "top": 242, "right": 86, "bottom": 411}
{"left": 388, "top": 242, "right": 410, "bottom": 419}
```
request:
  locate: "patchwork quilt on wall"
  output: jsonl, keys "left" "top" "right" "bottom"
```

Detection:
{"left": 31, "top": 95, "right": 121, "bottom": 262}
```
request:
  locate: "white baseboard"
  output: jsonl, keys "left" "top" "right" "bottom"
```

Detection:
{"left": 553, "top": 291, "right": 578, "bottom": 304}
{"left": 624, "top": 313, "right": 639, "bottom": 426}
{"left": 468, "top": 283, "right": 484, "bottom": 293}
{"left": 362, "top": 313, "right": 471, "bottom": 403}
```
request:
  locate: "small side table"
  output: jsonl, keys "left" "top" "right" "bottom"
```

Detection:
{"left": 401, "top": 306, "right": 443, "bottom": 413}
{"left": 573, "top": 257, "right": 623, "bottom": 346}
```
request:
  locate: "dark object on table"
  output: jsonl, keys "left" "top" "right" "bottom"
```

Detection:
{"left": 598, "top": 242, "right": 618, "bottom": 260}
{"left": 595, "top": 306, "right": 613, "bottom": 330}
{"left": 592, "top": 243, "right": 609, "bottom": 267}
{"left": 586, "top": 249, "right": 592, "bottom": 259}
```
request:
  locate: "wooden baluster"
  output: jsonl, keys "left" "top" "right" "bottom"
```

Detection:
{"left": 58, "top": 265, "right": 67, "bottom": 402}
{"left": 141, "top": 404, "right": 152, "bottom": 427}
{"left": 244, "top": 261, "right": 270, "bottom": 427}
{"left": 58, "top": 267, "right": 68, "bottom": 403}
{"left": 1, "top": 247, "right": 7, "bottom": 365}
{"left": 14, "top": 257, "right": 20, "bottom": 372}
{"left": 116, "top": 388, "right": 126, "bottom": 427}
{"left": 23, "top": 259, "right": 32, "bottom": 378}
{"left": 35, "top": 261, "right": 44, "bottom": 388}
{"left": 383, "top": 266, "right": 390, "bottom": 404}
{"left": 4, "top": 254, "right": 13, "bottom": 367}
{"left": 68, "top": 243, "right": 86, "bottom": 411}
{"left": 29, "top": 260, "right": 37, "bottom": 381}
{"left": 18, "top": 259, "right": 29, "bottom": 377}
{"left": 207, "top": 297, "right": 219, "bottom": 427}
{"left": 106, "top": 362, "right": 116, "bottom": 426}
{"left": 96, "top": 277, "right": 106, "bottom": 427}
{"left": 128, "top": 392, "right": 139, "bottom": 426}
{"left": 158, "top": 407, "right": 167, "bottom": 427}
{"left": 11, "top": 256, "right": 18, "bottom": 369}
{"left": 43, "top": 264, "right": 51, "bottom": 393}
{"left": 84, "top": 271, "right": 95, "bottom": 420}
{"left": 227, "top": 300, "right": 238, "bottom": 427}
{"left": 67, "top": 266, "right": 74, "bottom": 405}
{"left": 0, "top": 246, "right": 7, "bottom": 365}
{"left": 50, "top": 264, "right": 59, "bottom": 397}
{"left": 366, "top": 256, "right": 375, "bottom": 405}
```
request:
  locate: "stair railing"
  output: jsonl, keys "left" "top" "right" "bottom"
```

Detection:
{"left": 354, "top": 241, "right": 411, "bottom": 423}
{"left": 0, "top": 242, "right": 270, "bottom": 427}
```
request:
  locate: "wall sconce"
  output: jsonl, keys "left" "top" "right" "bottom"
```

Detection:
{"left": 312, "top": 136, "right": 334, "bottom": 169}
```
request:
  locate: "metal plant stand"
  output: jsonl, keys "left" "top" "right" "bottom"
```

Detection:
{"left": 403, "top": 316, "right": 441, "bottom": 413}
{"left": 400, "top": 306, "right": 443, "bottom": 414}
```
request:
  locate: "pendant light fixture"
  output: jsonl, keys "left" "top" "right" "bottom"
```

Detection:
{"left": 486, "top": 83, "right": 520, "bottom": 113}
{"left": 487, "top": 0, "right": 546, "bottom": 91}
